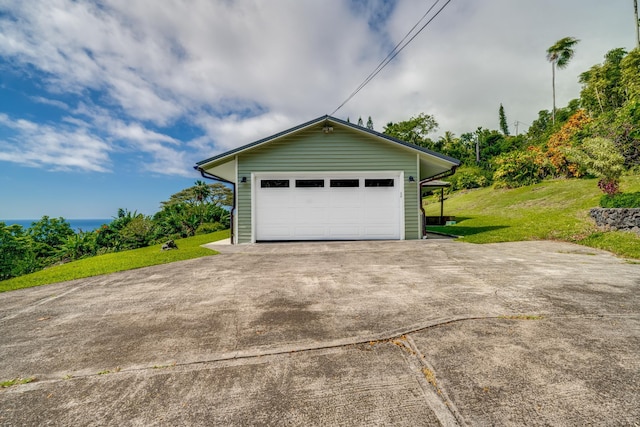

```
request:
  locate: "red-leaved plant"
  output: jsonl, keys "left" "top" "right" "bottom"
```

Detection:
{"left": 597, "top": 179, "right": 620, "bottom": 195}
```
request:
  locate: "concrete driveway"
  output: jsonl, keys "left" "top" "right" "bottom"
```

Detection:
{"left": 0, "top": 240, "right": 638, "bottom": 426}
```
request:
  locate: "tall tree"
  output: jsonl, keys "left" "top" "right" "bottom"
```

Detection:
{"left": 499, "top": 103, "right": 510, "bottom": 135}
{"left": 580, "top": 48, "right": 640, "bottom": 168}
{"left": 579, "top": 48, "right": 628, "bottom": 116}
{"left": 193, "top": 180, "right": 211, "bottom": 205}
{"left": 154, "top": 181, "right": 232, "bottom": 238}
{"left": 439, "top": 131, "right": 474, "bottom": 164}
{"left": 27, "top": 216, "right": 75, "bottom": 261}
{"left": 620, "top": 48, "right": 640, "bottom": 100}
{"left": 0, "top": 223, "right": 36, "bottom": 280}
{"left": 438, "top": 131, "right": 456, "bottom": 150}
{"left": 383, "top": 113, "right": 439, "bottom": 149}
{"left": 366, "top": 116, "right": 374, "bottom": 130}
{"left": 547, "top": 37, "right": 579, "bottom": 124}
{"left": 161, "top": 182, "right": 232, "bottom": 208}
{"left": 634, "top": 0, "right": 639, "bottom": 49}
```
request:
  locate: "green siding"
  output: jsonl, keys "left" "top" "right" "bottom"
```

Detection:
{"left": 235, "top": 124, "right": 420, "bottom": 243}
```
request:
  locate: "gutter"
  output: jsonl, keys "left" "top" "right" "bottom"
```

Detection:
{"left": 194, "top": 166, "right": 236, "bottom": 245}
{"left": 419, "top": 166, "right": 458, "bottom": 237}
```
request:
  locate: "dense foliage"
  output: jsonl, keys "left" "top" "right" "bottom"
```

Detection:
{"left": 445, "top": 166, "right": 491, "bottom": 191}
{"left": 0, "top": 181, "right": 231, "bottom": 281}
{"left": 386, "top": 45, "right": 639, "bottom": 199}
{"left": 493, "top": 149, "right": 546, "bottom": 189}
{"left": 599, "top": 192, "right": 640, "bottom": 208}
{"left": 383, "top": 113, "right": 439, "bottom": 148}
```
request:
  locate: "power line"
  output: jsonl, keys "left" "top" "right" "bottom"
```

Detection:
{"left": 334, "top": 0, "right": 443, "bottom": 113}
{"left": 331, "top": 0, "right": 453, "bottom": 116}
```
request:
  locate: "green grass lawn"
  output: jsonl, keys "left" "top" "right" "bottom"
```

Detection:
{"left": 424, "top": 175, "right": 640, "bottom": 259}
{"left": 0, "top": 230, "right": 230, "bottom": 293}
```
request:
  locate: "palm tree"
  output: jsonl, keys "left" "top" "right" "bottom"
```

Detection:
{"left": 193, "top": 180, "right": 211, "bottom": 205}
{"left": 193, "top": 180, "right": 212, "bottom": 226}
{"left": 438, "top": 131, "right": 456, "bottom": 152}
{"left": 547, "top": 37, "right": 579, "bottom": 124}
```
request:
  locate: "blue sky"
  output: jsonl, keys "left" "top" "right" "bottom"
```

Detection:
{"left": 0, "top": 0, "right": 635, "bottom": 219}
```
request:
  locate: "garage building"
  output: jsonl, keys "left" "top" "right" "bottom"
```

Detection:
{"left": 195, "top": 115, "right": 459, "bottom": 244}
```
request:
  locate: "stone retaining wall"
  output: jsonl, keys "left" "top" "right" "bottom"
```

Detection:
{"left": 590, "top": 208, "right": 640, "bottom": 234}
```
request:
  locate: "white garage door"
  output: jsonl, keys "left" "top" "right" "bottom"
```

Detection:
{"left": 254, "top": 172, "right": 403, "bottom": 241}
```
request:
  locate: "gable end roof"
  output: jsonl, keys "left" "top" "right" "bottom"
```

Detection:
{"left": 195, "top": 114, "right": 461, "bottom": 168}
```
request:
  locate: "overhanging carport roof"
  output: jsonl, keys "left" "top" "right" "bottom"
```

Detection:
{"left": 421, "top": 180, "right": 452, "bottom": 188}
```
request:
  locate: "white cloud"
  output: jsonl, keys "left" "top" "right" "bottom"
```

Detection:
{"left": 361, "top": 0, "right": 634, "bottom": 135}
{"left": 70, "top": 103, "right": 193, "bottom": 176}
{"left": 0, "top": 113, "right": 112, "bottom": 172}
{"left": 194, "top": 112, "right": 293, "bottom": 152}
{"left": 0, "top": 0, "right": 634, "bottom": 174}
{"left": 30, "top": 96, "right": 70, "bottom": 110}
{"left": 0, "top": 105, "right": 192, "bottom": 176}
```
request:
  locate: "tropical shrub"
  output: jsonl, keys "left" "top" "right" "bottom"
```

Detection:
{"left": 493, "top": 149, "right": 547, "bottom": 188}
{"left": 600, "top": 192, "right": 640, "bottom": 208}
{"left": 27, "top": 216, "right": 75, "bottom": 263}
{"left": 118, "top": 215, "right": 156, "bottom": 250}
{"left": 569, "top": 137, "right": 625, "bottom": 195}
{"left": 152, "top": 182, "right": 232, "bottom": 239}
{"left": 448, "top": 166, "right": 491, "bottom": 190}
{"left": 0, "top": 223, "right": 36, "bottom": 280}
{"left": 196, "top": 222, "right": 226, "bottom": 234}
{"left": 579, "top": 48, "right": 640, "bottom": 169}
{"left": 544, "top": 110, "right": 591, "bottom": 178}
{"left": 590, "top": 100, "right": 640, "bottom": 169}
{"left": 95, "top": 209, "right": 140, "bottom": 251}
{"left": 59, "top": 231, "right": 99, "bottom": 261}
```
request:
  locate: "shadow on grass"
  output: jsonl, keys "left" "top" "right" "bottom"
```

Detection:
{"left": 426, "top": 217, "right": 510, "bottom": 237}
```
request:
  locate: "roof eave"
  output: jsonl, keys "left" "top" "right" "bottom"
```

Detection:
{"left": 195, "top": 114, "right": 461, "bottom": 169}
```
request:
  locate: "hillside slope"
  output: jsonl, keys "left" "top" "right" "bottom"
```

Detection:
{"left": 424, "top": 175, "right": 640, "bottom": 259}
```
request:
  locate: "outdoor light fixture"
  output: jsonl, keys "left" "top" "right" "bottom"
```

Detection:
{"left": 408, "top": 176, "right": 415, "bottom": 182}
{"left": 240, "top": 176, "right": 247, "bottom": 183}
{"left": 322, "top": 126, "right": 334, "bottom": 134}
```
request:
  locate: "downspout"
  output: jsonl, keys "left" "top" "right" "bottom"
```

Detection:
{"left": 194, "top": 166, "right": 236, "bottom": 245}
{"left": 419, "top": 166, "right": 458, "bottom": 237}
{"left": 440, "top": 188, "right": 445, "bottom": 224}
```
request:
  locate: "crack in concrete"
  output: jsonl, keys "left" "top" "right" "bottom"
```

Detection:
{"left": 13, "top": 312, "right": 638, "bottom": 389}
{"left": 403, "top": 334, "right": 467, "bottom": 427}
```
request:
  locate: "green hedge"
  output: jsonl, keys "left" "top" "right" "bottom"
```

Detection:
{"left": 600, "top": 192, "right": 640, "bottom": 208}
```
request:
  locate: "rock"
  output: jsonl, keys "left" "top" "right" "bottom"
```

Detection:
{"left": 161, "top": 240, "right": 178, "bottom": 251}
{"left": 590, "top": 208, "right": 640, "bottom": 232}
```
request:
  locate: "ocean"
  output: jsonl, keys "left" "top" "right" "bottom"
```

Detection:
{"left": 1, "top": 219, "right": 112, "bottom": 232}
